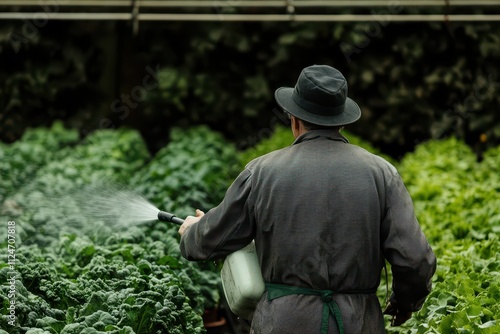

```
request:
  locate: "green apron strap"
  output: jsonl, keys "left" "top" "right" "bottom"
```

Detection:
{"left": 266, "top": 283, "right": 344, "bottom": 334}
{"left": 321, "top": 290, "right": 344, "bottom": 334}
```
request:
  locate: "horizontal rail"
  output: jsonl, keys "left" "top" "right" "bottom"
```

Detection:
{"left": 0, "top": 0, "right": 500, "bottom": 7}
{"left": 140, "top": 14, "right": 500, "bottom": 22}
{"left": 2, "top": 12, "right": 500, "bottom": 21}
{"left": 0, "top": 12, "right": 133, "bottom": 20}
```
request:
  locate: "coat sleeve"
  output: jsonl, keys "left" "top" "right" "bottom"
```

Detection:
{"left": 179, "top": 168, "right": 255, "bottom": 261}
{"left": 381, "top": 172, "right": 437, "bottom": 312}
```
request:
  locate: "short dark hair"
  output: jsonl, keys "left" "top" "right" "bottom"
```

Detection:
{"left": 301, "top": 119, "right": 342, "bottom": 132}
{"left": 284, "top": 111, "right": 342, "bottom": 131}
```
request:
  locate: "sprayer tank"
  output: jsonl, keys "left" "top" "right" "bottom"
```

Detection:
{"left": 220, "top": 241, "right": 265, "bottom": 320}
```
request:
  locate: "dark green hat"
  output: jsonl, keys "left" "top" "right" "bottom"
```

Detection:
{"left": 275, "top": 65, "right": 361, "bottom": 126}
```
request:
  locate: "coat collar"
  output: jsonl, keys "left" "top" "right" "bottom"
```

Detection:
{"left": 292, "top": 129, "right": 349, "bottom": 146}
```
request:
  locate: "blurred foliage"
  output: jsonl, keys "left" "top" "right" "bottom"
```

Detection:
{"left": 0, "top": 21, "right": 104, "bottom": 143}
{"left": 238, "top": 126, "right": 294, "bottom": 167}
{"left": 139, "top": 20, "right": 500, "bottom": 159}
{"left": 1, "top": 12, "right": 500, "bottom": 159}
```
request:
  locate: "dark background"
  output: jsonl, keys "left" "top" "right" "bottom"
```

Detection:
{"left": 1, "top": 4, "right": 500, "bottom": 160}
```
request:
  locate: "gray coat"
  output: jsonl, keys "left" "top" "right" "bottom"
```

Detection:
{"left": 180, "top": 129, "right": 436, "bottom": 333}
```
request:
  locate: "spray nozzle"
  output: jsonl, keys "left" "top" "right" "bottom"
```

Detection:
{"left": 158, "top": 211, "right": 184, "bottom": 225}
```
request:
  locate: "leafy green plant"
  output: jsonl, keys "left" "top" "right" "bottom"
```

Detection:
{"left": 396, "top": 137, "right": 500, "bottom": 333}
{"left": 2, "top": 122, "right": 498, "bottom": 333}
{"left": 0, "top": 121, "right": 79, "bottom": 203}
{"left": 1, "top": 123, "right": 243, "bottom": 333}
{"left": 0, "top": 22, "right": 104, "bottom": 143}
{"left": 131, "top": 125, "right": 239, "bottom": 218}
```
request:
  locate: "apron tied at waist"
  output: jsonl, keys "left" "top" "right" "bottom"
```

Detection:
{"left": 265, "top": 283, "right": 376, "bottom": 334}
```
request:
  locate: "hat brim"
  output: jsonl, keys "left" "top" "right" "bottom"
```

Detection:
{"left": 274, "top": 87, "right": 361, "bottom": 126}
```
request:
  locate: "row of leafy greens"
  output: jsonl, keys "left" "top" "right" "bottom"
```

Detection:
{"left": 1, "top": 122, "right": 499, "bottom": 333}
{"left": 0, "top": 123, "right": 238, "bottom": 333}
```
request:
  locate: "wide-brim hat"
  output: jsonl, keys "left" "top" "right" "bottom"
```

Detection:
{"left": 275, "top": 65, "right": 361, "bottom": 126}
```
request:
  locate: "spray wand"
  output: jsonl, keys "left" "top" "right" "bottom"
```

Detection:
{"left": 157, "top": 211, "right": 184, "bottom": 225}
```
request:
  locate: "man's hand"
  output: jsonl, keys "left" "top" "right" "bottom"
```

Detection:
{"left": 179, "top": 209, "right": 205, "bottom": 236}
{"left": 383, "top": 301, "right": 412, "bottom": 326}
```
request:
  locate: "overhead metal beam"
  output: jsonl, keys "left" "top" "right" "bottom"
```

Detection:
{"left": 139, "top": 13, "right": 500, "bottom": 22}
{"left": 0, "top": 12, "right": 132, "bottom": 20}
{"left": 0, "top": 0, "right": 500, "bottom": 6}
{"left": 1, "top": 0, "right": 499, "bottom": 22}
{"left": 1, "top": 12, "right": 500, "bottom": 22}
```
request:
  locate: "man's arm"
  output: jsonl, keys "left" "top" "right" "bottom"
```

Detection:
{"left": 179, "top": 168, "right": 255, "bottom": 261}
{"left": 381, "top": 172, "right": 437, "bottom": 324}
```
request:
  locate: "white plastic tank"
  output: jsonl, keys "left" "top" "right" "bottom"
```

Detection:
{"left": 221, "top": 241, "right": 265, "bottom": 320}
